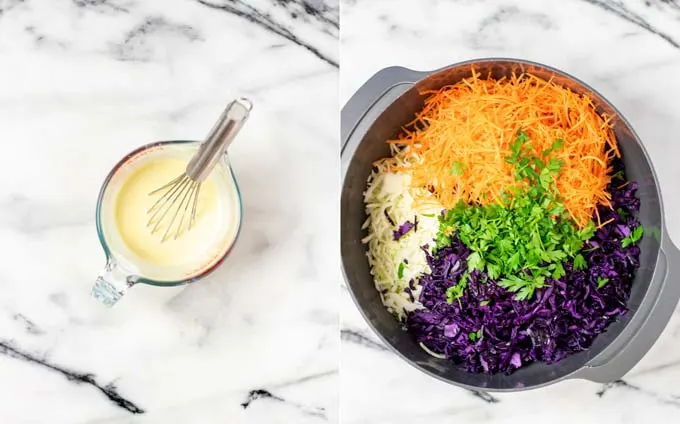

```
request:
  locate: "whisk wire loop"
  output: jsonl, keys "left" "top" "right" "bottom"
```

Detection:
{"left": 145, "top": 98, "right": 251, "bottom": 242}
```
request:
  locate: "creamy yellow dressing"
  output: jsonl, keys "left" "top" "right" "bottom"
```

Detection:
{"left": 114, "top": 156, "right": 222, "bottom": 268}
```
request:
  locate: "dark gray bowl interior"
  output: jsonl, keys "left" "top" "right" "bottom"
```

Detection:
{"left": 341, "top": 60, "right": 662, "bottom": 390}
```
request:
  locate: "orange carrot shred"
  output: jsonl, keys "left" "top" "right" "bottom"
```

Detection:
{"left": 385, "top": 68, "right": 618, "bottom": 228}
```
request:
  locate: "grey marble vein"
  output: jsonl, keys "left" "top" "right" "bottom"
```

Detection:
{"left": 71, "top": 0, "right": 130, "bottom": 14}
{"left": 582, "top": 0, "right": 680, "bottom": 48}
{"left": 24, "top": 25, "right": 69, "bottom": 48}
{"left": 631, "top": 358, "right": 680, "bottom": 377}
{"left": 0, "top": 195, "right": 92, "bottom": 234}
{"left": 274, "top": 0, "right": 339, "bottom": 32}
{"left": 0, "top": 0, "right": 26, "bottom": 17}
{"left": 341, "top": 328, "right": 388, "bottom": 351}
{"left": 195, "top": 0, "right": 338, "bottom": 67}
{"left": 466, "top": 389, "right": 500, "bottom": 404}
{"left": 646, "top": 0, "right": 680, "bottom": 12}
{"left": 111, "top": 15, "right": 203, "bottom": 61}
{"left": 12, "top": 313, "right": 44, "bottom": 335}
{"left": 0, "top": 340, "right": 144, "bottom": 414}
{"left": 241, "top": 388, "right": 327, "bottom": 418}
{"left": 273, "top": 369, "right": 337, "bottom": 389}
{"left": 597, "top": 379, "right": 680, "bottom": 407}
{"left": 478, "top": 6, "right": 553, "bottom": 31}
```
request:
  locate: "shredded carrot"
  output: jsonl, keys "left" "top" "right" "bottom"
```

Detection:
{"left": 385, "top": 68, "right": 618, "bottom": 228}
{"left": 598, "top": 217, "right": 616, "bottom": 229}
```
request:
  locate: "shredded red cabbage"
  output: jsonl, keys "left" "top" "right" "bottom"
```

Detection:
{"left": 407, "top": 176, "right": 642, "bottom": 374}
{"left": 393, "top": 220, "right": 415, "bottom": 241}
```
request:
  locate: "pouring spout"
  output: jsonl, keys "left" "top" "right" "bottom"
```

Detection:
{"left": 91, "top": 259, "right": 135, "bottom": 307}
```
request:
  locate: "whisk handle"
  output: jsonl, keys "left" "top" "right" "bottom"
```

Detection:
{"left": 186, "top": 98, "right": 252, "bottom": 182}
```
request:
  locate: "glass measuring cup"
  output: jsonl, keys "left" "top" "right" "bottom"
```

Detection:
{"left": 91, "top": 100, "right": 249, "bottom": 307}
{"left": 92, "top": 141, "right": 243, "bottom": 307}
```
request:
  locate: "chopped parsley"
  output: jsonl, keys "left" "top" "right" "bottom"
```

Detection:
{"left": 597, "top": 276, "right": 610, "bottom": 289}
{"left": 450, "top": 160, "right": 465, "bottom": 176}
{"left": 622, "top": 225, "right": 644, "bottom": 248}
{"left": 445, "top": 271, "right": 469, "bottom": 305}
{"left": 468, "top": 329, "right": 483, "bottom": 341}
{"left": 437, "top": 130, "right": 596, "bottom": 301}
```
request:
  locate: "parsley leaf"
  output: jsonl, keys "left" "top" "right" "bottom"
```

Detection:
{"left": 397, "top": 262, "right": 405, "bottom": 279}
{"left": 632, "top": 225, "right": 644, "bottom": 242}
{"left": 552, "top": 262, "right": 566, "bottom": 279}
{"left": 622, "top": 225, "right": 644, "bottom": 247}
{"left": 445, "top": 287, "right": 455, "bottom": 304}
{"left": 487, "top": 263, "right": 501, "bottom": 280}
{"left": 498, "top": 275, "right": 526, "bottom": 291}
{"left": 450, "top": 161, "right": 465, "bottom": 176}
{"left": 578, "top": 221, "right": 596, "bottom": 241}
{"left": 551, "top": 138, "right": 564, "bottom": 152}
{"left": 445, "top": 272, "right": 469, "bottom": 305}
{"left": 468, "top": 329, "right": 483, "bottom": 341}
{"left": 515, "top": 286, "right": 534, "bottom": 301}
{"left": 597, "top": 276, "right": 610, "bottom": 289}
{"left": 611, "top": 170, "right": 625, "bottom": 181}
{"left": 467, "top": 251, "right": 484, "bottom": 272}
{"left": 573, "top": 254, "right": 587, "bottom": 270}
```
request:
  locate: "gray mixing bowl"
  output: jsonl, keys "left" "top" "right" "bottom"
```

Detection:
{"left": 341, "top": 58, "right": 680, "bottom": 391}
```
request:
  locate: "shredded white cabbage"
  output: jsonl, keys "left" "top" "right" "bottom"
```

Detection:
{"left": 363, "top": 162, "right": 442, "bottom": 321}
{"left": 419, "top": 342, "right": 447, "bottom": 359}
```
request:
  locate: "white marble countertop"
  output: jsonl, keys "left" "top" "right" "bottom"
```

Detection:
{"left": 0, "top": 0, "right": 338, "bottom": 423}
{"left": 340, "top": 0, "right": 680, "bottom": 423}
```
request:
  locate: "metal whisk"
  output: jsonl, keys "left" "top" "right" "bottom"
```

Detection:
{"left": 147, "top": 98, "right": 252, "bottom": 242}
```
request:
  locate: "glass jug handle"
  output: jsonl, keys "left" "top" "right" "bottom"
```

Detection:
{"left": 91, "top": 259, "right": 134, "bottom": 307}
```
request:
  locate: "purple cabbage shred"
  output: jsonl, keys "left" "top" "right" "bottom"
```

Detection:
{"left": 393, "top": 220, "right": 415, "bottom": 241}
{"left": 406, "top": 176, "right": 642, "bottom": 374}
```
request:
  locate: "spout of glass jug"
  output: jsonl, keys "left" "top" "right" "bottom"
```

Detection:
{"left": 91, "top": 258, "right": 136, "bottom": 307}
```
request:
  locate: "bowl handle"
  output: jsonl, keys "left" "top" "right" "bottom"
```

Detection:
{"left": 341, "top": 66, "right": 427, "bottom": 175}
{"left": 575, "top": 228, "right": 680, "bottom": 383}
